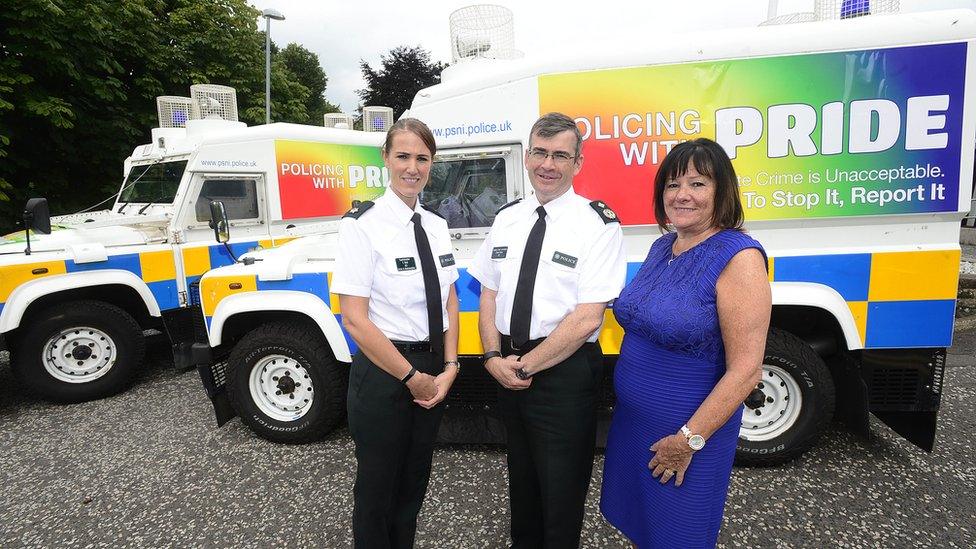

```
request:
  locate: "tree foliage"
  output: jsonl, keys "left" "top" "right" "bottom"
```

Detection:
{"left": 357, "top": 46, "right": 447, "bottom": 120}
{"left": 279, "top": 43, "right": 340, "bottom": 124}
{"left": 0, "top": 0, "right": 336, "bottom": 232}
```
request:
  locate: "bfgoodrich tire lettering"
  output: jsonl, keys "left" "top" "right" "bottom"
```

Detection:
{"left": 735, "top": 328, "right": 835, "bottom": 467}
{"left": 226, "top": 322, "right": 346, "bottom": 444}
{"left": 11, "top": 300, "right": 144, "bottom": 403}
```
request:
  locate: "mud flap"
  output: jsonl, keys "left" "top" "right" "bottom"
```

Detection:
{"left": 197, "top": 360, "right": 237, "bottom": 427}
{"left": 860, "top": 348, "right": 946, "bottom": 452}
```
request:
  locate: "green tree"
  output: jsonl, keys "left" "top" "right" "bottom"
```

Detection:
{"left": 0, "top": 0, "right": 334, "bottom": 233}
{"left": 357, "top": 45, "right": 446, "bottom": 120}
{"left": 278, "top": 43, "right": 340, "bottom": 124}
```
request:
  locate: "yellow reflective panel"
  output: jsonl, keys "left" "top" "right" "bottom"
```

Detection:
{"left": 182, "top": 246, "right": 211, "bottom": 277}
{"left": 847, "top": 301, "right": 867, "bottom": 347}
{"left": 327, "top": 272, "right": 341, "bottom": 313}
{"left": 201, "top": 275, "right": 257, "bottom": 316}
{"left": 0, "top": 261, "right": 68, "bottom": 303}
{"left": 868, "top": 250, "right": 960, "bottom": 301}
{"left": 139, "top": 249, "right": 176, "bottom": 283}
{"left": 599, "top": 309, "right": 624, "bottom": 355}
{"left": 458, "top": 312, "right": 483, "bottom": 355}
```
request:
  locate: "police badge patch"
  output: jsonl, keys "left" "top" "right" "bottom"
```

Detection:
{"left": 589, "top": 200, "right": 620, "bottom": 224}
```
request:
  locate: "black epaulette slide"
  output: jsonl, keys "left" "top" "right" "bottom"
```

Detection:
{"left": 495, "top": 198, "right": 522, "bottom": 215}
{"left": 342, "top": 200, "right": 374, "bottom": 219}
{"left": 589, "top": 200, "right": 620, "bottom": 223}
{"left": 421, "top": 203, "right": 445, "bottom": 219}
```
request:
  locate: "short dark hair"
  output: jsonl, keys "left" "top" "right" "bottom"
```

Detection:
{"left": 529, "top": 112, "right": 582, "bottom": 156}
{"left": 653, "top": 138, "right": 744, "bottom": 232}
{"left": 383, "top": 117, "right": 436, "bottom": 156}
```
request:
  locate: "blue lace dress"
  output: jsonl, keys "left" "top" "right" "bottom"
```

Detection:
{"left": 600, "top": 229, "right": 765, "bottom": 548}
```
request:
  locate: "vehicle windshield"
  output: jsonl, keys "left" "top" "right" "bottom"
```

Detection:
{"left": 118, "top": 160, "right": 188, "bottom": 204}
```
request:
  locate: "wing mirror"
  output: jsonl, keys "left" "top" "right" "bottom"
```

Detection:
{"left": 23, "top": 197, "right": 51, "bottom": 255}
{"left": 209, "top": 200, "right": 230, "bottom": 243}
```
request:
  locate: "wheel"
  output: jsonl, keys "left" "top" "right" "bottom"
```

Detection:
{"left": 226, "top": 321, "right": 346, "bottom": 443}
{"left": 11, "top": 300, "right": 145, "bottom": 403}
{"left": 735, "top": 328, "right": 835, "bottom": 466}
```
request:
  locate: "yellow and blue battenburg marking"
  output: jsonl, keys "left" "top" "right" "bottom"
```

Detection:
{"left": 198, "top": 248, "right": 960, "bottom": 357}
{"left": 771, "top": 249, "right": 959, "bottom": 348}
{"left": 0, "top": 239, "right": 286, "bottom": 318}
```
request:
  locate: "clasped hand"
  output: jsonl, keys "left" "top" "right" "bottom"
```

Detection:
{"left": 485, "top": 355, "right": 531, "bottom": 390}
{"left": 409, "top": 369, "right": 457, "bottom": 409}
{"left": 648, "top": 434, "right": 694, "bottom": 486}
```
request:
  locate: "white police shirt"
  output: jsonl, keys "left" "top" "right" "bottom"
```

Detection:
{"left": 468, "top": 187, "right": 627, "bottom": 342}
{"left": 331, "top": 189, "right": 459, "bottom": 342}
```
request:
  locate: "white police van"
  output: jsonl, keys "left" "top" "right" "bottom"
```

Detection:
{"left": 194, "top": 10, "right": 975, "bottom": 466}
{"left": 0, "top": 84, "right": 391, "bottom": 403}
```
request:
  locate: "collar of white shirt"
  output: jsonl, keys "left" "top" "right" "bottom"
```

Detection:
{"left": 378, "top": 187, "right": 422, "bottom": 226}
{"left": 523, "top": 186, "right": 577, "bottom": 223}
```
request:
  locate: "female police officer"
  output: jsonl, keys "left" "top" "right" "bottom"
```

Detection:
{"left": 331, "top": 118, "right": 460, "bottom": 549}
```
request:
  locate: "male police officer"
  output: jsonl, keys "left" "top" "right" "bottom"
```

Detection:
{"left": 468, "top": 112, "right": 627, "bottom": 548}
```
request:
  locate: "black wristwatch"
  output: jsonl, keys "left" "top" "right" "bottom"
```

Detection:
{"left": 483, "top": 350, "right": 502, "bottom": 366}
{"left": 400, "top": 367, "right": 417, "bottom": 384}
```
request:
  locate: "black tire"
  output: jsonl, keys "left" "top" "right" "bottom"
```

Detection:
{"left": 735, "top": 328, "right": 835, "bottom": 467}
{"left": 11, "top": 300, "right": 145, "bottom": 403}
{"left": 226, "top": 321, "right": 346, "bottom": 444}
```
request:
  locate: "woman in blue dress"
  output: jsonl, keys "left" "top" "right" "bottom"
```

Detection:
{"left": 600, "top": 138, "right": 771, "bottom": 548}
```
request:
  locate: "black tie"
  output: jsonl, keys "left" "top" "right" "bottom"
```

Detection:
{"left": 412, "top": 213, "right": 443, "bottom": 354}
{"left": 510, "top": 206, "right": 546, "bottom": 347}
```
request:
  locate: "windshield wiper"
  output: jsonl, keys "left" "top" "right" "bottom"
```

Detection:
{"left": 117, "top": 201, "right": 130, "bottom": 214}
{"left": 138, "top": 196, "right": 168, "bottom": 214}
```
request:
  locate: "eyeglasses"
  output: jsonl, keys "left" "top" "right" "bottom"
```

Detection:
{"left": 527, "top": 148, "right": 577, "bottom": 165}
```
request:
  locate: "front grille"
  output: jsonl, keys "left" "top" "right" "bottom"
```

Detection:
{"left": 861, "top": 348, "right": 945, "bottom": 412}
{"left": 188, "top": 280, "right": 201, "bottom": 306}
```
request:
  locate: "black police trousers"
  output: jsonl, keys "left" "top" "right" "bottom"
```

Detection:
{"left": 498, "top": 342, "right": 603, "bottom": 549}
{"left": 347, "top": 349, "right": 445, "bottom": 549}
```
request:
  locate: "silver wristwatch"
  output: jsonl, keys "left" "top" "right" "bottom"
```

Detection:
{"left": 680, "top": 425, "right": 706, "bottom": 451}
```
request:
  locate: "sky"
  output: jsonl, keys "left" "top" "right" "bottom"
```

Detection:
{"left": 250, "top": 0, "right": 976, "bottom": 114}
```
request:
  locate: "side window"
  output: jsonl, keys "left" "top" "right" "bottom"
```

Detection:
{"left": 195, "top": 178, "right": 260, "bottom": 222}
{"left": 423, "top": 157, "right": 508, "bottom": 229}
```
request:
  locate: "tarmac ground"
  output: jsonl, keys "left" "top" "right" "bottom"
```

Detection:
{"left": 1, "top": 329, "right": 975, "bottom": 548}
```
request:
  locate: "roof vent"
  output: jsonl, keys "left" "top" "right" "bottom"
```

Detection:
{"left": 815, "top": 0, "right": 898, "bottom": 20}
{"left": 449, "top": 4, "right": 522, "bottom": 63}
{"left": 324, "top": 113, "right": 356, "bottom": 129}
{"left": 156, "top": 96, "right": 195, "bottom": 128}
{"left": 190, "top": 84, "right": 239, "bottom": 121}
{"left": 362, "top": 106, "right": 394, "bottom": 133}
{"left": 760, "top": 12, "right": 818, "bottom": 25}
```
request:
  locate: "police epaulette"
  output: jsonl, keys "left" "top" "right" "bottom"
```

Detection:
{"left": 589, "top": 200, "right": 620, "bottom": 223}
{"left": 495, "top": 198, "right": 522, "bottom": 215}
{"left": 342, "top": 200, "right": 374, "bottom": 219}
{"left": 421, "top": 203, "right": 445, "bottom": 219}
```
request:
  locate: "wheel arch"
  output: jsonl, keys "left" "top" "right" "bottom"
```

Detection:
{"left": 770, "top": 281, "right": 862, "bottom": 354}
{"left": 208, "top": 290, "right": 351, "bottom": 362}
{"left": 0, "top": 271, "right": 161, "bottom": 335}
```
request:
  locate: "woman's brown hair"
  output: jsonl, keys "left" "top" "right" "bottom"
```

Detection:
{"left": 383, "top": 117, "right": 436, "bottom": 156}
{"left": 653, "top": 138, "right": 744, "bottom": 232}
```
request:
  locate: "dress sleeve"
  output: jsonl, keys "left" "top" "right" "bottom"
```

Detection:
{"left": 329, "top": 218, "right": 374, "bottom": 297}
{"left": 578, "top": 222, "right": 627, "bottom": 303}
{"left": 706, "top": 231, "right": 768, "bottom": 287}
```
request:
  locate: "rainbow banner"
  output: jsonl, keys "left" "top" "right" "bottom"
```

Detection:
{"left": 539, "top": 43, "right": 968, "bottom": 224}
{"left": 275, "top": 140, "right": 387, "bottom": 220}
